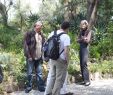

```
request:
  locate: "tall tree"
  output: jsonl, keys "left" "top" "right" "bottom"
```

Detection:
{"left": 0, "top": 0, "right": 13, "bottom": 26}
{"left": 87, "top": 0, "right": 99, "bottom": 29}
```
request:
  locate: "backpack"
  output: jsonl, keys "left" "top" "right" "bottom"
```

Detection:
{"left": 43, "top": 31, "right": 66, "bottom": 61}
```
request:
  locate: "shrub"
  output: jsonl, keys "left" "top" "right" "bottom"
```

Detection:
{"left": 68, "top": 63, "right": 80, "bottom": 75}
{"left": 0, "top": 52, "right": 26, "bottom": 81}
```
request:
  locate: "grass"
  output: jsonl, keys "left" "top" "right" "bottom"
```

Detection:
{"left": 68, "top": 60, "right": 113, "bottom": 77}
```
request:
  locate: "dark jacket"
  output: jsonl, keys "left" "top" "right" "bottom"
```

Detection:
{"left": 77, "top": 29, "right": 91, "bottom": 46}
{"left": 23, "top": 30, "right": 45, "bottom": 59}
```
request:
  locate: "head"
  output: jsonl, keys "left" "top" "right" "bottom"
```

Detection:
{"left": 61, "top": 21, "right": 70, "bottom": 32}
{"left": 34, "top": 21, "right": 42, "bottom": 33}
{"left": 80, "top": 20, "right": 88, "bottom": 30}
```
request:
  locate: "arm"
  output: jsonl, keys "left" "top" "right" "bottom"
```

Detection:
{"left": 23, "top": 32, "right": 32, "bottom": 59}
{"left": 77, "top": 32, "right": 83, "bottom": 43}
{"left": 83, "top": 31, "right": 91, "bottom": 43}
{"left": 40, "top": 32, "right": 46, "bottom": 45}
{"left": 64, "top": 46, "right": 70, "bottom": 64}
{"left": 63, "top": 35, "right": 70, "bottom": 64}
{"left": 77, "top": 36, "right": 84, "bottom": 43}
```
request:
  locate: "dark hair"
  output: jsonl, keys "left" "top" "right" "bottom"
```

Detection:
{"left": 61, "top": 21, "right": 70, "bottom": 30}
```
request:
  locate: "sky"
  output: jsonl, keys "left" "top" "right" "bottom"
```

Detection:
{"left": 20, "top": 0, "right": 42, "bottom": 13}
{"left": 0, "top": 0, "right": 42, "bottom": 13}
{"left": 0, "top": 0, "right": 42, "bottom": 20}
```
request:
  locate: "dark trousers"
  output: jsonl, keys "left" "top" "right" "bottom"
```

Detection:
{"left": 26, "top": 59, "right": 45, "bottom": 90}
{"left": 79, "top": 46, "right": 90, "bottom": 83}
{"left": 0, "top": 65, "right": 3, "bottom": 83}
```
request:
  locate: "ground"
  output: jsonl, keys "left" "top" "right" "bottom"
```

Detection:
{"left": 8, "top": 79, "right": 113, "bottom": 95}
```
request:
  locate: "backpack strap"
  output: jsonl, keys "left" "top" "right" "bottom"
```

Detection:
{"left": 57, "top": 32, "right": 67, "bottom": 37}
{"left": 54, "top": 31, "right": 67, "bottom": 37}
{"left": 54, "top": 31, "right": 57, "bottom": 36}
{"left": 57, "top": 32, "right": 67, "bottom": 56}
{"left": 59, "top": 49, "right": 64, "bottom": 55}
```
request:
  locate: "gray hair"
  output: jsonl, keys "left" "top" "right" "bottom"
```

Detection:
{"left": 80, "top": 20, "right": 88, "bottom": 28}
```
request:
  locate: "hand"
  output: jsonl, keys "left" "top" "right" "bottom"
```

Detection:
{"left": 83, "top": 37, "right": 87, "bottom": 40}
{"left": 81, "top": 36, "right": 84, "bottom": 39}
{"left": 81, "top": 36, "right": 87, "bottom": 41}
{"left": 65, "top": 60, "right": 69, "bottom": 64}
{"left": 28, "top": 58, "right": 32, "bottom": 61}
{"left": 77, "top": 38, "right": 81, "bottom": 43}
{"left": 63, "top": 59, "right": 69, "bottom": 64}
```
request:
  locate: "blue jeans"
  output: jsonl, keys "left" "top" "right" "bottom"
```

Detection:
{"left": 26, "top": 58, "right": 45, "bottom": 91}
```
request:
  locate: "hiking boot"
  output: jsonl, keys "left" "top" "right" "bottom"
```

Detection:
{"left": 79, "top": 81, "right": 85, "bottom": 85}
{"left": 25, "top": 87, "right": 32, "bottom": 93}
{"left": 61, "top": 92, "right": 74, "bottom": 95}
{"left": 85, "top": 82, "right": 90, "bottom": 86}
{"left": 38, "top": 87, "right": 45, "bottom": 92}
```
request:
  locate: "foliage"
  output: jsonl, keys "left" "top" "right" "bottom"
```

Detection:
{"left": 0, "top": 25, "right": 23, "bottom": 53}
{"left": 0, "top": 0, "right": 113, "bottom": 93}
{"left": 27, "top": 14, "right": 40, "bottom": 29}
{"left": 68, "top": 60, "right": 113, "bottom": 76}
{"left": 0, "top": 51, "right": 26, "bottom": 91}
{"left": 89, "top": 45, "right": 100, "bottom": 59}
{"left": 0, "top": 51, "right": 26, "bottom": 82}
{"left": 89, "top": 60, "right": 113, "bottom": 74}
{"left": 68, "top": 63, "right": 80, "bottom": 75}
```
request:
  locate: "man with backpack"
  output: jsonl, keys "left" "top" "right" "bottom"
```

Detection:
{"left": 23, "top": 21, "right": 45, "bottom": 93}
{"left": 44, "top": 21, "right": 70, "bottom": 95}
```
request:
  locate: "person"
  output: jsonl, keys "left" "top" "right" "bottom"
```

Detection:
{"left": 23, "top": 21, "right": 45, "bottom": 93}
{"left": 45, "top": 21, "right": 70, "bottom": 95}
{"left": 0, "top": 65, "right": 3, "bottom": 83}
{"left": 44, "top": 61, "right": 73, "bottom": 95}
{"left": 77, "top": 20, "right": 91, "bottom": 86}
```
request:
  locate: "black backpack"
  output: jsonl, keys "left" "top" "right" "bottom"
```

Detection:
{"left": 43, "top": 31, "right": 66, "bottom": 61}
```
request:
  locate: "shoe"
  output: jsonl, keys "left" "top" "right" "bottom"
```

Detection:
{"left": 79, "top": 81, "right": 85, "bottom": 85}
{"left": 39, "top": 89, "right": 45, "bottom": 92}
{"left": 25, "top": 87, "right": 32, "bottom": 93}
{"left": 38, "top": 87, "right": 45, "bottom": 92}
{"left": 84, "top": 82, "right": 90, "bottom": 86}
{"left": 46, "top": 93, "right": 52, "bottom": 95}
{"left": 61, "top": 92, "right": 74, "bottom": 95}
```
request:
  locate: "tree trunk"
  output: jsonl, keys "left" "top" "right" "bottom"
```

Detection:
{"left": 0, "top": 2, "right": 8, "bottom": 26}
{"left": 87, "top": 0, "right": 99, "bottom": 29}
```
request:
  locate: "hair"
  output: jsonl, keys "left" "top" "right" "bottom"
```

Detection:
{"left": 79, "top": 20, "right": 90, "bottom": 37}
{"left": 61, "top": 21, "right": 70, "bottom": 30}
{"left": 80, "top": 20, "right": 88, "bottom": 28}
{"left": 34, "top": 21, "right": 42, "bottom": 27}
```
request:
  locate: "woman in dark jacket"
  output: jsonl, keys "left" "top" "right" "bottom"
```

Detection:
{"left": 77, "top": 20, "right": 91, "bottom": 86}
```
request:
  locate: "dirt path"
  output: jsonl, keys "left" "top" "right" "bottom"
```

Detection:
{"left": 9, "top": 79, "right": 113, "bottom": 95}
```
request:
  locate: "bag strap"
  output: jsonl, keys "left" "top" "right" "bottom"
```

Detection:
{"left": 56, "top": 31, "right": 67, "bottom": 55}
{"left": 54, "top": 31, "right": 57, "bottom": 36}
{"left": 53, "top": 31, "right": 67, "bottom": 56}
{"left": 57, "top": 32, "right": 67, "bottom": 37}
{"left": 53, "top": 31, "right": 66, "bottom": 37}
{"left": 59, "top": 49, "right": 64, "bottom": 55}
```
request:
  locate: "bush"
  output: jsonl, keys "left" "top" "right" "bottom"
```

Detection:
{"left": 68, "top": 63, "right": 80, "bottom": 75}
{"left": 0, "top": 25, "right": 23, "bottom": 53}
{"left": 89, "top": 45, "right": 100, "bottom": 59}
{"left": 89, "top": 60, "right": 113, "bottom": 74}
{"left": 0, "top": 52, "right": 26, "bottom": 81}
